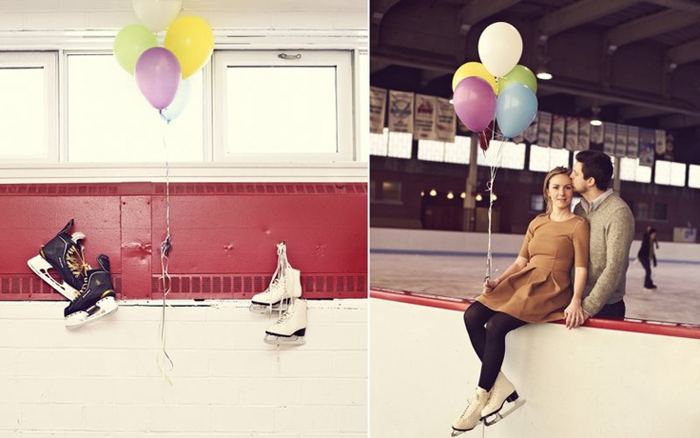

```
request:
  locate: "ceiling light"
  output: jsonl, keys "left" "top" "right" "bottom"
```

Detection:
{"left": 420, "top": 191, "right": 425, "bottom": 197}
{"left": 536, "top": 64, "right": 552, "bottom": 80}
{"left": 475, "top": 193, "right": 483, "bottom": 202}
{"left": 460, "top": 192, "right": 466, "bottom": 199}
{"left": 447, "top": 191, "right": 454, "bottom": 200}
{"left": 429, "top": 189, "right": 437, "bottom": 197}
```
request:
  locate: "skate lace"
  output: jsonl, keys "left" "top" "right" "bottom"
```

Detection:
{"left": 66, "top": 246, "right": 91, "bottom": 279}
{"left": 273, "top": 306, "right": 294, "bottom": 324}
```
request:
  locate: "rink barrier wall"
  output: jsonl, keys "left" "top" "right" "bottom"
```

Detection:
{"left": 370, "top": 227, "right": 700, "bottom": 264}
{"left": 0, "top": 299, "right": 367, "bottom": 438}
{"left": 0, "top": 183, "right": 368, "bottom": 300}
{"left": 370, "top": 288, "right": 700, "bottom": 339}
{"left": 370, "top": 292, "right": 700, "bottom": 438}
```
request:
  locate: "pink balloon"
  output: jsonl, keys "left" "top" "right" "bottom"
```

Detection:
{"left": 135, "top": 47, "right": 181, "bottom": 110}
{"left": 453, "top": 76, "right": 497, "bottom": 132}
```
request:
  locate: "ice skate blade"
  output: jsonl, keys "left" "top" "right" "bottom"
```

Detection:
{"left": 27, "top": 255, "right": 79, "bottom": 301}
{"left": 263, "top": 334, "right": 306, "bottom": 346}
{"left": 65, "top": 297, "right": 118, "bottom": 329}
{"left": 483, "top": 399, "right": 525, "bottom": 426}
{"left": 249, "top": 300, "right": 290, "bottom": 314}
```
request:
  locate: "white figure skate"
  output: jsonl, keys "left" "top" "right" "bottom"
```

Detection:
{"left": 451, "top": 387, "right": 490, "bottom": 436}
{"left": 64, "top": 254, "right": 119, "bottom": 329}
{"left": 264, "top": 299, "right": 307, "bottom": 346}
{"left": 27, "top": 219, "right": 90, "bottom": 301}
{"left": 250, "top": 242, "right": 302, "bottom": 313}
{"left": 480, "top": 372, "right": 525, "bottom": 426}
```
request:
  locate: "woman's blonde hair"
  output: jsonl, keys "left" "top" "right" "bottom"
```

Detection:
{"left": 543, "top": 166, "right": 571, "bottom": 213}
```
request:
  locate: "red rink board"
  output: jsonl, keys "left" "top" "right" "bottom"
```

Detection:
{"left": 0, "top": 183, "right": 368, "bottom": 300}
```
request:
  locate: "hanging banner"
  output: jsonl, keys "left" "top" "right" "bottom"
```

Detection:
{"left": 369, "top": 87, "right": 387, "bottom": 134}
{"left": 414, "top": 94, "right": 437, "bottom": 140}
{"left": 551, "top": 114, "right": 565, "bottom": 149}
{"left": 603, "top": 122, "right": 616, "bottom": 156}
{"left": 627, "top": 126, "right": 639, "bottom": 158}
{"left": 523, "top": 112, "right": 538, "bottom": 144}
{"left": 664, "top": 133, "right": 675, "bottom": 160}
{"left": 537, "top": 111, "right": 552, "bottom": 147}
{"left": 578, "top": 119, "right": 591, "bottom": 151}
{"left": 655, "top": 129, "right": 666, "bottom": 155}
{"left": 565, "top": 116, "right": 579, "bottom": 151}
{"left": 435, "top": 97, "right": 456, "bottom": 143}
{"left": 639, "top": 128, "right": 655, "bottom": 167}
{"left": 615, "top": 124, "right": 628, "bottom": 157}
{"left": 388, "top": 90, "right": 414, "bottom": 133}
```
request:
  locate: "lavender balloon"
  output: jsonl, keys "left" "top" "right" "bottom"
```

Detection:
{"left": 453, "top": 76, "right": 497, "bottom": 132}
{"left": 135, "top": 47, "right": 181, "bottom": 110}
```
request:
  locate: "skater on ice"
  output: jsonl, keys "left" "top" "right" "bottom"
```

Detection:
{"left": 637, "top": 226, "right": 658, "bottom": 290}
{"left": 453, "top": 167, "right": 589, "bottom": 435}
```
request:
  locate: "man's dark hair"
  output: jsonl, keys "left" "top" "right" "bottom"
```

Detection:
{"left": 575, "top": 150, "right": 613, "bottom": 190}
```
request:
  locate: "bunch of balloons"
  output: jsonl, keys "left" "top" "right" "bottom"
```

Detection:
{"left": 452, "top": 22, "right": 538, "bottom": 140}
{"left": 113, "top": 0, "right": 214, "bottom": 122}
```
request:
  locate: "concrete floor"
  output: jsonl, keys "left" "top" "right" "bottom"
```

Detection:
{"left": 371, "top": 253, "right": 700, "bottom": 326}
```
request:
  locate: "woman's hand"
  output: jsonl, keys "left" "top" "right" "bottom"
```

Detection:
{"left": 564, "top": 298, "right": 585, "bottom": 329}
{"left": 482, "top": 278, "right": 500, "bottom": 294}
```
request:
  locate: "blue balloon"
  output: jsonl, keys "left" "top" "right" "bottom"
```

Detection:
{"left": 160, "top": 78, "right": 191, "bottom": 123}
{"left": 495, "top": 82, "right": 538, "bottom": 138}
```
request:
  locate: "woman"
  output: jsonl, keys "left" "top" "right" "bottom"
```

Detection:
{"left": 452, "top": 167, "right": 589, "bottom": 435}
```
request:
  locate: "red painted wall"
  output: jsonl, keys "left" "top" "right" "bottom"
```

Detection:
{"left": 0, "top": 183, "right": 368, "bottom": 300}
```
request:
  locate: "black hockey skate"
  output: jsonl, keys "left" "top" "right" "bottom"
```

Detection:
{"left": 27, "top": 219, "right": 90, "bottom": 301}
{"left": 64, "top": 254, "right": 118, "bottom": 328}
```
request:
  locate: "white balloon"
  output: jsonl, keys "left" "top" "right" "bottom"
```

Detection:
{"left": 132, "top": 0, "right": 183, "bottom": 32}
{"left": 478, "top": 22, "right": 523, "bottom": 78}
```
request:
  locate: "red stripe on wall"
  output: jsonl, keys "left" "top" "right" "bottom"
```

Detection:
{"left": 0, "top": 183, "right": 367, "bottom": 300}
{"left": 370, "top": 288, "right": 700, "bottom": 340}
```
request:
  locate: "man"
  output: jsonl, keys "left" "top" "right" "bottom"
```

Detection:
{"left": 637, "top": 226, "right": 658, "bottom": 290}
{"left": 569, "top": 150, "right": 634, "bottom": 324}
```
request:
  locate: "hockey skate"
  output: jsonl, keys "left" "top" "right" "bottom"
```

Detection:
{"left": 64, "top": 254, "right": 118, "bottom": 329}
{"left": 27, "top": 219, "right": 90, "bottom": 301}
{"left": 480, "top": 372, "right": 525, "bottom": 426}
{"left": 451, "top": 387, "right": 490, "bottom": 436}
{"left": 264, "top": 299, "right": 307, "bottom": 346}
{"left": 250, "top": 242, "right": 302, "bottom": 313}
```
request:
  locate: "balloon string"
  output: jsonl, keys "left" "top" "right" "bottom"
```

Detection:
{"left": 483, "top": 120, "right": 506, "bottom": 282}
{"left": 158, "top": 119, "right": 174, "bottom": 385}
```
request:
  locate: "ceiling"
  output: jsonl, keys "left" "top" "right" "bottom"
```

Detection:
{"left": 370, "top": 0, "right": 700, "bottom": 164}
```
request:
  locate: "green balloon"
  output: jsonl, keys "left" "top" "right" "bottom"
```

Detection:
{"left": 497, "top": 65, "right": 537, "bottom": 95}
{"left": 113, "top": 24, "right": 158, "bottom": 75}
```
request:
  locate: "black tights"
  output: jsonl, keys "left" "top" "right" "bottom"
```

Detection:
{"left": 463, "top": 302, "right": 527, "bottom": 391}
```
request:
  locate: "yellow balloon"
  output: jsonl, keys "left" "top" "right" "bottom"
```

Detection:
{"left": 452, "top": 62, "right": 497, "bottom": 93}
{"left": 164, "top": 16, "right": 214, "bottom": 79}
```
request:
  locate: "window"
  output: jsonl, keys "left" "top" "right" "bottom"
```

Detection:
{"left": 0, "top": 52, "right": 57, "bottom": 161}
{"left": 386, "top": 131, "right": 412, "bottom": 159}
{"left": 689, "top": 164, "right": 700, "bottom": 189}
{"left": 67, "top": 53, "right": 204, "bottom": 163}
{"left": 381, "top": 181, "right": 402, "bottom": 203}
{"left": 370, "top": 128, "right": 388, "bottom": 156}
{"left": 213, "top": 50, "right": 353, "bottom": 162}
{"left": 620, "top": 157, "right": 652, "bottom": 183}
{"left": 479, "top": 140, "right": 525, "bottom": 169}
{"left": 636, "top": 201, "right": 649, "bottom": 220}
{"left": 655, "top": 160, "right": 686, "bottom": 187}
{"left": 358, "top": 50, "right": 369, "bottom": 162}
{"left": 530, "top": 145, "right": 570, "bottom": 172}
{"left": 530, "top": 194, "right": 545, "bottom": 212}
{"left": 653, "top": 203, "right": 667, "bottom": 221}
{"left": 444, "top": 136, "right": 470, "bottom": 165}
{"left": 417, "top": 139, "right": 445, "bottom": 162}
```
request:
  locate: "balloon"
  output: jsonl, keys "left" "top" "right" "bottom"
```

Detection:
{"left": 496, "top": 83, "right": 538, "bottom": 138}
{"left": 478, "top": 22, "right": 523, "bottom": 78}
{"left": 135, "top": 47, "right": 181, "bottom": 110}
{"left": 113, "top": 24, "right": 157, "bottom": 75}
{"left": 498, "top": 65, "right": 537, "bottom": 94}
{"left": 453, "top": 76, "right": 497, "bottom": 133}
{"left": 132, "top": 0, "right": 183, "bottom": 32}
{"left": 160, "top": 78, "right": 191, "bottom": 123}
{"left": 164, "top": 16, "right": 214, "bottom": 79}
{"left": 452, "top": 62, "right": 497, "bottom": 93}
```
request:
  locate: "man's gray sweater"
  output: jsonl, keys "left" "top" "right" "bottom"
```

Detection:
{"left": 573, "top": 193, "right": 635, "bottom": 316}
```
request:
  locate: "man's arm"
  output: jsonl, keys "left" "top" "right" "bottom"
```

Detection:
{"left": 582, "top": 205, "right": 635, "bottom": 316}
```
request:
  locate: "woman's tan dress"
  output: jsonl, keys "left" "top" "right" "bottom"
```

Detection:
{"left": 477, "top": 214, "right": 590, "bottom": 323}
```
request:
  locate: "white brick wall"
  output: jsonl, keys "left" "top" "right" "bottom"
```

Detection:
{"left": 0, "top": 299, "right": 367, "bottom": 437}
